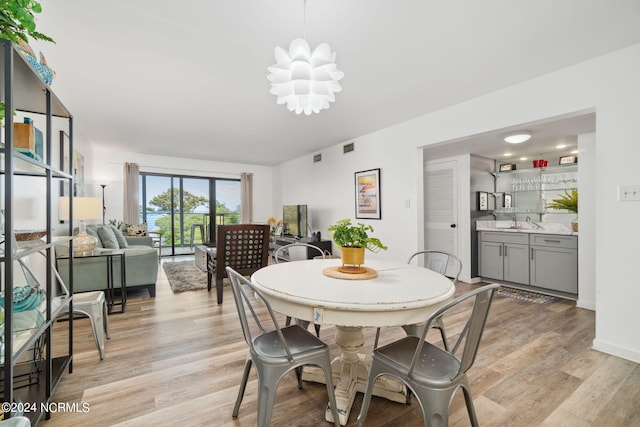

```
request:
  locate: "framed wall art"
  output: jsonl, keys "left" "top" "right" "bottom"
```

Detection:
{"left": 559, "top": 155, "right": 578, "bottom": 165}
{"left": 499, "top": 163, "right": 517, "bottom": 172}
{"left": 504, "top": 193, "right": 512, "bottom": 208}
{"left": 355, "top": 168, "right": 381, "bottom": 219}
{"left": 59, "top": 131, "right": 71, "bottom": 197}
{"left": 478, "top": 191, "right": 489, "bottom": 211}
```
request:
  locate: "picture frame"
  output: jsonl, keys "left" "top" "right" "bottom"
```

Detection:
{"left": 478, "top": 191, "right": 489, "bottom": 211}
{"left": 355, "top": 168, "right": 381, "bottom": 219}
{"left": 504, "top": 193, "right": 512, "bottom": 208}
{"left": 59, "top": 131, "right": 71, "bottom": 197}
{"left": 499, "top": 163, "right": 517, "bottom": 172}
{"left": 559, "top": 155, "right": 578, "bottom": 165}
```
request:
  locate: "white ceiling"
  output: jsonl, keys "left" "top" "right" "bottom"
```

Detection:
{"left": 31, "top": 0, "right": 640, "bottom": 166}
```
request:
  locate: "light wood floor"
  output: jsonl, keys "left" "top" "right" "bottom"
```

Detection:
{"left": 39, "top": 257, "right": 640, "bottom": 427}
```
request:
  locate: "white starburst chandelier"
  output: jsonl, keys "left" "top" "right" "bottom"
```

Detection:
{"left": 267, "top": 2, "right": 344, "bottom": 115}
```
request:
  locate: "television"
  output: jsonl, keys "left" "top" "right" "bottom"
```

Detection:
{"left": 282, "top": 204, "right": 308, "bottom": 238}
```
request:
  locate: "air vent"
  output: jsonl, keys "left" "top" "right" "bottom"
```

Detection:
{"left": 343, "top": 141, "right": 355, "bottom": 153}
{"left": 313, "top": 154, "right": 322, "bottom": 163}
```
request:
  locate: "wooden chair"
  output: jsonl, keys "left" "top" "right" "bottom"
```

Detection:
{"left": 207, "top": 224, "right": 270, "bottom": 304}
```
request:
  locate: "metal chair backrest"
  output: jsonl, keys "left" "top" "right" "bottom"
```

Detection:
{"left": 408, "top": 283, "right": 499, "bottom": 378}
{"left": 408, "top": 250, "right": 462, "bottom": 283}
{"left": 274, "top": 242, "right": 325, "bottom": 263}
{"left": 227, "top": 266, "right": 293, "bottom": 361}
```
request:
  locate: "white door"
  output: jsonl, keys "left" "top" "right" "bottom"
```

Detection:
{"left": 424, "top": 159, "right": 459, "bottom": 277}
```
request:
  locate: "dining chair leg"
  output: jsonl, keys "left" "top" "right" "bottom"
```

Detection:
{"left": 357, "top": 366, "right": 384, "bottom": 426}
{"left": 102, "top": 298, "right": 111, "bottom": 340}
{"left": 255, "top": 375, "right": 279, "bottom": 427}
{"left": 461, "top": 377, "right": 479, "bottom": 427}
{"left": 232, "top": 359, "right": 252, "bottom": 418}
{"left": 216, "top": 278, "right": 224, "bottom": 304}
{"left": 322, "top": 359, "right": 341, "bottom": 427}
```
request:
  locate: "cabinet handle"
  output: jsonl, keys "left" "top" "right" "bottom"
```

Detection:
{"left": 544, "top": 239, "right": 561, "bottom": 243}
{"left": 504, "top": 245, "right": 508, "bottom": 257}
{"left": 499, "top": 245, "right": 502, "bottom": 257}
{"left": 531, "top": 247, "right": 534, "bottom": 260}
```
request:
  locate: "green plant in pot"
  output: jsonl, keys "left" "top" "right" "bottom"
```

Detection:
{"left": 547, "top": 189, "right": 578, "bottom": 232}
{"left": 328, "top": 219, "right": 387, "bottom": 273}
{"left": 0, "top": 0, "right": 54, "bottom": 124}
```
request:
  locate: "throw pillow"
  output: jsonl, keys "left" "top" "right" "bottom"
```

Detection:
{"left": 97, "top": 225, "right": 119, "bottom": 249}
{"left": 109, "top": 225, "right": 129, "bottom": 248}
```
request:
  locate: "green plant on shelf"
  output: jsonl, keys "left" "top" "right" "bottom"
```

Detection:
{"left": 547, "top": 189, "right": 578, "bottom": 213}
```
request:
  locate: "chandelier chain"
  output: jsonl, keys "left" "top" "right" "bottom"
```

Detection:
{"left": 303, "top": 0, "right": 307, "bottom": 40}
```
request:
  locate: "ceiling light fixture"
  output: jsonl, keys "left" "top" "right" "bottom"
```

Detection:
{"left": 504, "top": 132, "right": 532, "bottom": 144}
{"left": 267, "top": 0, "right": 344, "bottom": 115}
{"left": 556, "top": 144, "right": 567, "bottom": 149}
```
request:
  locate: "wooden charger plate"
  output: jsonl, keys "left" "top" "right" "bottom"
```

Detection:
{"left": 322, "top": 265, "right": 378, "bottom": 280}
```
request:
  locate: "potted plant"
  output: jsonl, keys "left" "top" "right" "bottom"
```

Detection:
{"left": 328, "top": 219, "right": 387, "bottom": 272}
{"left": 0, "top": 0, "right": 54, "bottom": 123}
{"left": 547, "top": 189, "right": 578, "bottom": 232}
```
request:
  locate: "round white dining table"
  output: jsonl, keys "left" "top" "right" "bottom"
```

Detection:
{"left": 251, "top": 258, "right": 455, "bottom": 425}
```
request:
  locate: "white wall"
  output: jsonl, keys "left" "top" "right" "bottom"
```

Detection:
{"left": 89, "top": 147, "right": 274, "bottom": 226}
{"left": 577, "top": 133, "right": 596, "bottom": 310}
{"left": 278, "top": 43, "right": 640, "bottom": 363}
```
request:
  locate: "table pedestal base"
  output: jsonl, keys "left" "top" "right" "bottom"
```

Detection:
{"left": 302, "top": 326, "right": 407, "bottom": 425}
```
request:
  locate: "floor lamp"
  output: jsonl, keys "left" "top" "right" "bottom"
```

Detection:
{"left": 100, "top": 184, "right": 107, "bottom": 224}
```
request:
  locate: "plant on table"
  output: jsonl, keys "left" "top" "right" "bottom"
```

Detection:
{"left": 328, "top": 219, "right": 388, "bottom": 252}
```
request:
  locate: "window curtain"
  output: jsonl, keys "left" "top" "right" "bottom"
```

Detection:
{"left": 123, "top": 162, "right": 139, "bottom": 224}
{"left": 241, "top": 172, "right": 253, "bottom": 223}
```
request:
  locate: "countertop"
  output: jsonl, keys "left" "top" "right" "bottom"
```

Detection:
{"left": 476, "top": 220, "right": 578, "bottom": 236}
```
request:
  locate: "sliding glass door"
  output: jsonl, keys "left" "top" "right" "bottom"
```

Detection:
{"left": 140, "top": 173, "right": 240, "bottom": 256}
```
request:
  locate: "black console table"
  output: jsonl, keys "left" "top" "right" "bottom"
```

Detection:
{"left": 272, "top": 236, "right": 332, "bottom": 260}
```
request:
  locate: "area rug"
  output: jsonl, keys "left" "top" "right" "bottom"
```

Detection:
{"left": 496, "top": 286, "right": 559, "bottom": 305}
{"left": 162, "top": 261, "right": 208, "bottom": 293}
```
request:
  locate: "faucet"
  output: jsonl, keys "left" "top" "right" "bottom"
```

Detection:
{"left": 526, "top": 216, "right": 543, "bottom": 229}
{"left": 512, "top": 215, "right": 518, "bottom": 228}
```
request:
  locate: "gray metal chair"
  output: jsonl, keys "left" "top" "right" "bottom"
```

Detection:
{"left": 274, "top": 242, "right": 325, "bottom": 337}
{"left": 16, "top": 240, "right": 110, "bottom": 361}
{"left": 375, "top": 250, "right": 462, "bottom": 350}
{"left": 226, "top": 267, "right": 340, "bottom": 427}
{"left": 358, "top": 283, "right": 499, "bottom": 427}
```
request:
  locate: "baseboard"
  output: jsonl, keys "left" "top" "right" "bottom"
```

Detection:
{"left": 592, "top": 339, "right": 640, "bottom": 364}
{"left": 576, "top": 299, "right": 595, "bottom": 311}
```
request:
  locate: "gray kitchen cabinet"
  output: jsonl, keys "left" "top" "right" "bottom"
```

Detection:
{"left": 479, "top": 232, "right": 529, "bottom": 284}
{"left": 530, "top": 235, "right": 578, "bottom": 294}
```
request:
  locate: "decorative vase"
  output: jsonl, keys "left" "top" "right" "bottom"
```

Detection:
{"left": 339, "top": 247, "right": 366, "bottom": 274}
{"left": 571, "top": 221, "right": 578, "bottom": 233}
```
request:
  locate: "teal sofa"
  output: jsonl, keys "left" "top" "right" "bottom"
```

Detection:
{"left": 55, "top": 224, "right": 159, "bottom": 297}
